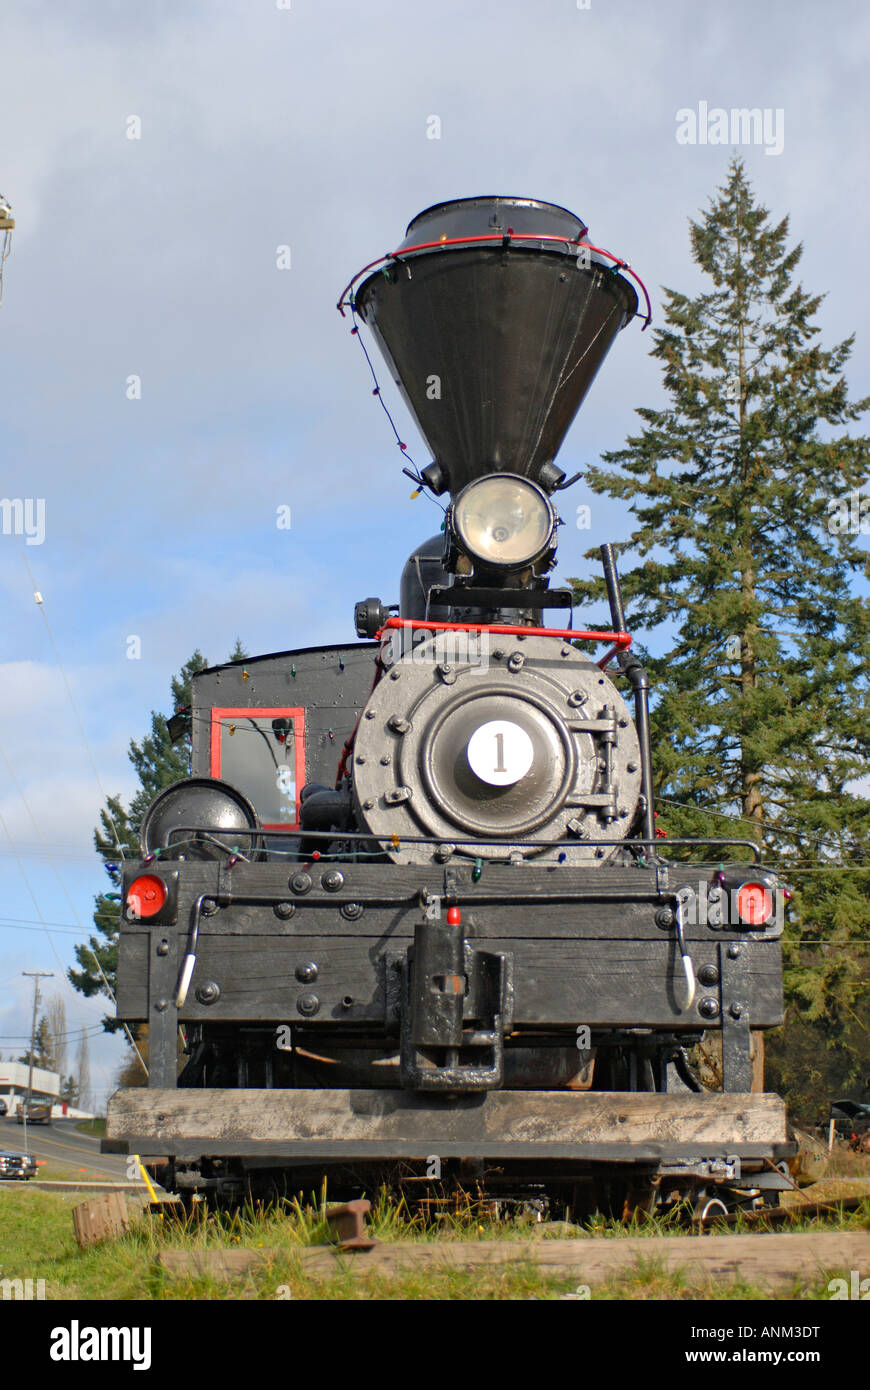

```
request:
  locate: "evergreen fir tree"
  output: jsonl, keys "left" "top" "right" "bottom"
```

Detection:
{"left": 570, "top": 159, "right": 870, "bottom": 1037}
{"left": 17, "top": 1016, "right": 54, "bottom": 1070}
{"left": 69, "top": 644, "right": 248, "bottom": 1027}
{"left": 60, "top": 1074, "right": 79, "bottom": 1106}
{"left": 765, "top": 990, "right": 870, "bottom": 1124}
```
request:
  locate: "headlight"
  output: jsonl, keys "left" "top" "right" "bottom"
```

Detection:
{"left": 139, "top": 777, "right": 263, "bottom": 860}
{"left": 452, "top": 474, "right": 555, "bottom": 568}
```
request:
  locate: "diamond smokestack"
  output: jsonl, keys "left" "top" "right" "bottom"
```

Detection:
{"left": 353, "top": 196, "right": 639, "bottom": 496}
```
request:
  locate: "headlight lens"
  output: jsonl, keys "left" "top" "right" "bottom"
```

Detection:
{"left": 452, "top": 475, "right": 554, "bottom": 567}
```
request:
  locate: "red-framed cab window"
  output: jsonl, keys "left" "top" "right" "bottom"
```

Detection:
{"left": 210, "top": 707, "right": 306, "bottom": 831}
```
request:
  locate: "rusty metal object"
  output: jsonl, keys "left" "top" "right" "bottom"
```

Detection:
{"left": 326, "top": 1198, "right": 376, "bottom": 1251}
{"left": 693, "top": 1195, "right": 869, "bottom": 1228}
{"left": 788, "top": 1125, "right": 829, "bottom": 1185}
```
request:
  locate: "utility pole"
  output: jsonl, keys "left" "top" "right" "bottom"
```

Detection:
{"left": 22, "top": 971, "right": 53, "bottom": 1111}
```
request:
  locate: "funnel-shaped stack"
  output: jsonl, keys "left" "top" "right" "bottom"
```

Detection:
{"left": 354, "top": 197, "right": 637, "bottom": 496}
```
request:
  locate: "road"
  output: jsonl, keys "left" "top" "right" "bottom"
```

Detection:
{"left": 0, "top": 1116, "right": 138, "bottom": 1181}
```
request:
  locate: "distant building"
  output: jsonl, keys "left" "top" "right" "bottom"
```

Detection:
{"left": 0, "top": 1062, "right": 95, "bottom": 1120}
{"left": 0, "top": 1061, "right": 63, "bottom": 1117}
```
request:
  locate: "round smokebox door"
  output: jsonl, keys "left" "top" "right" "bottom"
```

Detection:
{"left": 416, "top": 689, "right": 579, "bottom": 838}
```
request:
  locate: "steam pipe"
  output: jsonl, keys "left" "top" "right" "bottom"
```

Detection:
{"left": 600, "top": 543, "right": 655, "bottom": 843}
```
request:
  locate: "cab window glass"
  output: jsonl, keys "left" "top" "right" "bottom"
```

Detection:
{"left": 212, "top": 710, "right": 303, "bottom": 827}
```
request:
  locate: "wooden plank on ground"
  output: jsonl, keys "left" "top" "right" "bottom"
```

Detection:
{"left": 156, "top": 1230, "right": 869, "bottom": 1291}
{"left": 72, "top": 1192, "right": 133, "bottom": 1249}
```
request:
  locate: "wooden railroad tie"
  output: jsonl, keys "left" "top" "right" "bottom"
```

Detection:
{"left": 72, "top": 1192, "right": 133, "bottom": 1250}
{"left": 156, "top": 1230, "right": 870, "bottom": 1290}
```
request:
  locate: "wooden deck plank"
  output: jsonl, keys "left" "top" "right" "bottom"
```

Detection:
{"left": 107, "top": 1087, "right": 788, "bottom": 1149}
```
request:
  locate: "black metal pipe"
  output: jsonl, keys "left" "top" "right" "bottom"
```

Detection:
{"left": 630, "top": 673, "right": 656, "bottom": 844}
{"left": 159, "top": 826, "right": 762, "bottom": 860}
{"left": 600, "top": 542, "right": 627, "bottom": 632}
{"left": 600, "top": 543, "right": 655, "bottom": 842}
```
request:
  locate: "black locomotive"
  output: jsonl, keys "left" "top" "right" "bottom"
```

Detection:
{"left": 105, "top": 197, "right": 792, "bottom": 1215}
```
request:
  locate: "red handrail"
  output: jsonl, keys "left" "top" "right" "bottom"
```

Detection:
{"left": 375, "top": 616, "right": 630, "bottom": 670}
{"left": 335, "top": 617, "right": 631, "bottom": 782}
{"left": 336, "top": 232, "right": 652, "bottom": 329}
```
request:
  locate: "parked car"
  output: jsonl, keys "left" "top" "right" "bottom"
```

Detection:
{"left": 0, "top": 1149, "right": 36, "bottom": 1180}
{"left": 828, "top": 1098, "right": 870, "bottom": 1143}
{"left": 15, "top": 1102, "right": 51, "bottom": 1125}
{"left": 0, "top": 1098, "right": 7, "bottom": 1117}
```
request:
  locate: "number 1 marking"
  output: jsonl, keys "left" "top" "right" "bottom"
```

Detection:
{"left": 494, "top": 732, "right": 506, "bottom": 773}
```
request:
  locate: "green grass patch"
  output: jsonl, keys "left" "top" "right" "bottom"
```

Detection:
{"left": 75, "top": 1118, "right": 106, "bottom": 1137}
{"left": 0, "top": 1185, "right": 867, "bottom": 1301}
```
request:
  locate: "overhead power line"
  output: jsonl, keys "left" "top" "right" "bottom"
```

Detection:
{"left": 0, "top": 1023, "right": 105, "bottom": 1043}
{"left": 0, "top": 736, "right": 147, "bottom": 1077}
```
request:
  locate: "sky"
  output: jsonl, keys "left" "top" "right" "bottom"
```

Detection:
{"left": 0, "top": 0, "right": 868, "bottom": 1106}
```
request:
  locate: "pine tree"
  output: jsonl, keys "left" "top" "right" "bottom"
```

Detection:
{"left": 69, "top": 645, "right": 248, "bottom": 1026}
{"left": 765, "top": 990, "right": 870, "bottom": 1125}
{"left": 60, "top": 1074, "right": 79, "bottom": 1106}
{"left": 17, "top": 1016, "right": 54, "bottom": 1070}
{"left": 569, "top": 158, "right": 870, "bottom": 1038}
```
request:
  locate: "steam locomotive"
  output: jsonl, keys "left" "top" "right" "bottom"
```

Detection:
{"left": 104, "top": 197, "right": 792, "bottom": 1216}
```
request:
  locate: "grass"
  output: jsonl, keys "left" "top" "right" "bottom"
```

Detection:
{"left": 20, "top": 1161, "right": 125, "bottom": 1183}
{"left": 75, "top": 1119, "right": 106, "bottom": 1138}
{"left": 1, "top": 1182, "right": 867, "bottom": 1302}
{"left": 825, "top": 1145, "right": 870, "bottom": 1178}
